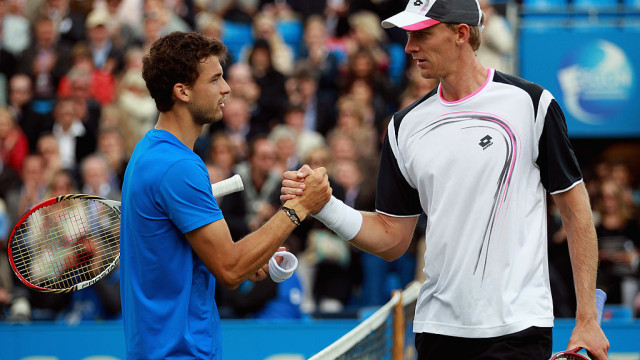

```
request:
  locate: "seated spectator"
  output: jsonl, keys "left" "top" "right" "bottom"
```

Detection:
{"left": 19, "top": 16, "right": 72, "bottom": 109}
{"left": 595, "top": 179, "right": 640, "bottom": 305}
{"left": 115, "top": 69, "right": 157, "bottom": 146}
{"left": 57, "top": 43, "right": 117, "bottom": 106}
{"left": 96, "top": 127, "right": 128, "bottom": 189}
{"left": 7, "top": 74, "right": 54, "bottom": 152}
{"left": 79, "top": 153, "right": 121, "bottom": 200}
{"left": 0, "top": 107, "right": 29, "bottom": 174}
{"left": 51, "top": 98, "right": 96, "bottom": 173}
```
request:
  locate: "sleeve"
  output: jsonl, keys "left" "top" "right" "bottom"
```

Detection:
{"left": 536, "top": 98, "right": 583, "bottom": 194}
{"left": 156, "top": 159, "right": 224, "bottom": 234}
{"left": 375, "top": 130, "right": 422, "bottom": 216}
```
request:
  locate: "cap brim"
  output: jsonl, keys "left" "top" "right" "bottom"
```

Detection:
{"left": 381, "top": 11, "right": 441, "bottom": 31}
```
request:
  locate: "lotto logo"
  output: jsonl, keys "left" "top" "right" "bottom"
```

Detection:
{"left": 414, "top": 0, "right": 424, "bottom": 6}
{"left": 479, "top": 135, "right": 493, "bottom": 150}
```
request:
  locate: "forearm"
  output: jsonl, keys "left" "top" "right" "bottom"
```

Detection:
{"left": 554, "top": 184, "right": 599, "bottom": 320}
{"left": 233, "top": 209, "right": 301, "bottom": 280}
{"left": 350, "top": 212, "right": 417, "bottom": 261}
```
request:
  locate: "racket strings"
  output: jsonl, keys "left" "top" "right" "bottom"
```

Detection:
{"left": 10, "top": 199, "right": 120, "bottom": 290}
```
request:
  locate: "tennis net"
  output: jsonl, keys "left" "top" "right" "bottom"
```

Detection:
{"left": 309, "top": 281, "right": 422, "bottom": 360}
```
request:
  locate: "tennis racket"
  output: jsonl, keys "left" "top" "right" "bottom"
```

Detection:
{"left": 7, "top": 174, "right": 244, "bottom": 294}
{"left": 549, "top": 289, "right": 607, "bottom": 360}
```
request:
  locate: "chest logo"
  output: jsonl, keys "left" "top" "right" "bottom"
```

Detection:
{"left": 479, "top": 135, "right": 493, "bottom": 150}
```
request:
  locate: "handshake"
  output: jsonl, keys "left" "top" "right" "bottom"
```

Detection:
{"left": 280, "top": 165, "right": 363, "bottom": 242}
{"left": 279, "top": 165, "right": 333, "bottom": 222}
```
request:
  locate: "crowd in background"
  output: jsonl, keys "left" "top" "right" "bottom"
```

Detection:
{"left": 0, "top": 0, "right": 638, "bottom": 323}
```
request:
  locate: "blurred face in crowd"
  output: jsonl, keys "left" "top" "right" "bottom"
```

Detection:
{"left": 21, "top": 155, "right": 46, "bottom": 187}
{"left": 35, "top": 18, "right": 56, "bottom": 48}
{"left": 250, "top": 138, "right": 277, "bottom": 176}
{"left": 9, "top": 75, "right": 33, "bottom": 107}
{"left": 49, "top": 171, "right": 76, "bottom": 196}
{"left": 54, "top": 100, "right": 77, "bottom": 131}
{"left": 88, "top": 24, "right": 110, "bottom": 46}
{"left": 82, "top": 156, "right": 109, "bottom": 190}
{"left": 221, "top": 96, "right": 249, "bottom": 131}
{"left": 0, "top": 109, "right": 14, "bottom": 138}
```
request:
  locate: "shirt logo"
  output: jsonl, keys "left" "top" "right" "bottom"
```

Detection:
{"left": 479, "top": 135, "right": 493, "bottom": 150}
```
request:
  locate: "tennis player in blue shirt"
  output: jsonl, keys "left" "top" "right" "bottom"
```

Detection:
{"left": 120, "top": 32, "right": 331, "bottom": 359}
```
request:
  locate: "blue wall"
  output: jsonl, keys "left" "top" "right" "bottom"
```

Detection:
{"left": 0, "top": 319, "right": 638, "bottom": 359}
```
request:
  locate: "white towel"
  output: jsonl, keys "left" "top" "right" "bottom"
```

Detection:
{"left": 269, "top": 251, "right": 298, "bottom": 283}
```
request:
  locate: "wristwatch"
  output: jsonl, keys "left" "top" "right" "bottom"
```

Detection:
{"left": 281, "top": 206, "right": 301, "bottom": 226}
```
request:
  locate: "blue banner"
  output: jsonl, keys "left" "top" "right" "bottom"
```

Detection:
{"left": 520, "top": 26, "right": 640, "bottom": 138}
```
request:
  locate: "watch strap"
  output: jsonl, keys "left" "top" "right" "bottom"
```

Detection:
{"left": 281, "top": 206, "right": 301, "bottom": 226}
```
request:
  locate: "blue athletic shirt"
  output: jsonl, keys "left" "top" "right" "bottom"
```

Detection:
{"left": 120, "top": 129, "right": 224, "bottom": 359}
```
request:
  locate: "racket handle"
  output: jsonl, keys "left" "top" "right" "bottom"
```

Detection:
{"left": 595, "top": 289, "right": 607, "bottom": 325}
{"left": 211, "top": 174, "right": 244, "bottom": 198}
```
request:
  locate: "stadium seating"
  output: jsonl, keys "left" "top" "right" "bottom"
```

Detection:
{"left": 221, "top": 21, "right": 254, "bottom": 63}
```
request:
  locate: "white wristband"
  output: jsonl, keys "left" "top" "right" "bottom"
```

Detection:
{"left": 269, "top": 251, "right": 298, "bottom": 283}
{"left": 311, "top": 196, "right": 363, "bottom": 241}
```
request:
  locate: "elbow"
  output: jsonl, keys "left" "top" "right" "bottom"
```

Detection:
{"left": 217, "top": 272, "right": 245, "bottom": 290}
{"left": 216, "top": 261, "right": 246, "bottom": 289}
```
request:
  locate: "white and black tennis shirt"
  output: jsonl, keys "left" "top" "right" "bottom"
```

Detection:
{"left": 377, "top": 69, "right": 582, "bottom": 338}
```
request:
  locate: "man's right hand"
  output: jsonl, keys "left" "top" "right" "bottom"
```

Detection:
{"left": 284, "top": 166, "right": 331, "bottom": 217}
{"left": 280, "top": 165, "right": 313, "bottom": 202}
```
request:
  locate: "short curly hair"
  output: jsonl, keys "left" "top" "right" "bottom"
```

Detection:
{"left": 142, "top": 32, "right": 228, "bottom": 112}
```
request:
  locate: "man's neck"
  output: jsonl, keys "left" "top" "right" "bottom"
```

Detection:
{"left": 155, "top": 109, "right": 202, "bottom": 150}
{"left": 439, "top": 56, "right": 488, "bottom": 102}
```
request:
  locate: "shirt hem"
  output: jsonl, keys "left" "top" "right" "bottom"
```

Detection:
{"left": 413, "top": 317, "right": 555, "bottom": 338}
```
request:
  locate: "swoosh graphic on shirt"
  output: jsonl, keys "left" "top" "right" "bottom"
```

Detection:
{"left": 413, "top": 113, "right": 519, "bottom": 282}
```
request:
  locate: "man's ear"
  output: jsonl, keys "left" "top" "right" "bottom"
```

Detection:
{"left": 456, "top": 24, "right": 471, "bottom": 46}
{"left": 173, "top": 83, "right": 190, "bottom": 103}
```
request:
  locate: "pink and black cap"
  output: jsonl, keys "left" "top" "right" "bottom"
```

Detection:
{"left": 381, "top": 0, "right": 482, "bottom": 31}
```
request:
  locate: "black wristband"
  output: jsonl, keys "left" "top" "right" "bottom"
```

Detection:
{"left": 281, "top": 206, "right": 301, "bottom": 226}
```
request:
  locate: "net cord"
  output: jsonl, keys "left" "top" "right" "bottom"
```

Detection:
{"left": 309, "top": 281, "right": 422, "bottom": 360}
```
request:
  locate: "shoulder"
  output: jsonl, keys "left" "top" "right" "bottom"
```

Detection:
{"left": 390, "top": 86, "right": 439, "bottom": 139}
{"left": 492, "top": 71, "right": 546, "bottom": 112}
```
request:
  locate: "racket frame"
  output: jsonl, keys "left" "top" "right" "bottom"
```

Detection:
{"left": 7, "top": 194, "right": 121, "bottom": 293}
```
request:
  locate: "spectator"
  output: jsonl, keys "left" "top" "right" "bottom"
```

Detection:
{"left": 0, "top": 107, "right": 28, "bottom": 174}
{"left": 51, "top": 97, "right": 96, "bottom": 172}
{"left": 85, "top": 8, "right": 125, "bottom": 75}
{"left": 285, "top": 65, "right": 335, "bottom": 135}
{"left": 0, "top": 0, "right": 30, "bottom": 57}
{"left": 116, "top": 69, "right": 157, "bottom": 145}
{"left": 65, "top": 67, "right": 102, "bottom": 138}
{"left": 223, "top": 63, "right": 261, "bottom": 125}
{"left": 57, "top": 43, "right": 117, "bottom": 106}
{"left": 269, "top": 125, "right": 299, "bottom": 173}
{"left": 247, "top": 38, "right": 288, "bottom": 128}
{"left": 35, "top": 133, "right": 63, "bottom": 185}
{"left": 476, "top": 0, "right": 515, "bottom": 74}
{"left": 346, "top": 11, "right": 390, "bottom": 73}
{"left": 3, "top": 154, "right": 47, "bottom": 227}
{"left": 276, "top": 103, "right": 325, "bottom": 162}
{"left": 205, "top": 132, "right": 237, "bottom": 180}
{"left": 220, "top": 134, "right": 281, "bottom": 239}
{"left": 296, "top": 15, "right": 340, "bottom": 102}
{"left": 250, "top": 12, "right": 295, "bottom": 76}
{"left": 30, "top": 0, "right": 86, "bottom": 47}
{"left": 216, "top": 95, "right": 265, "bottom": 162}
{"left": 96, "top": 127, "right": 128, "bottom": 189}
{"left": 0, "top": 18, "right": 17, "bottom": 105}
{"left": 595, "top": 179, "right": 640, "bottom": 306}
{"left": 19, "top": 16, "right": 72, "bottom": 109}
{"left": 79, "top": 153, "right": 121, "bottom": 200}
{"left": 8, "top": 74, "right": 54, "bottom": 151}
{"left": 0, "top": 156, "right": 20, "bottom": 200}
{"left": 327, "top": 94, "right": 378, "bottom": 161}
